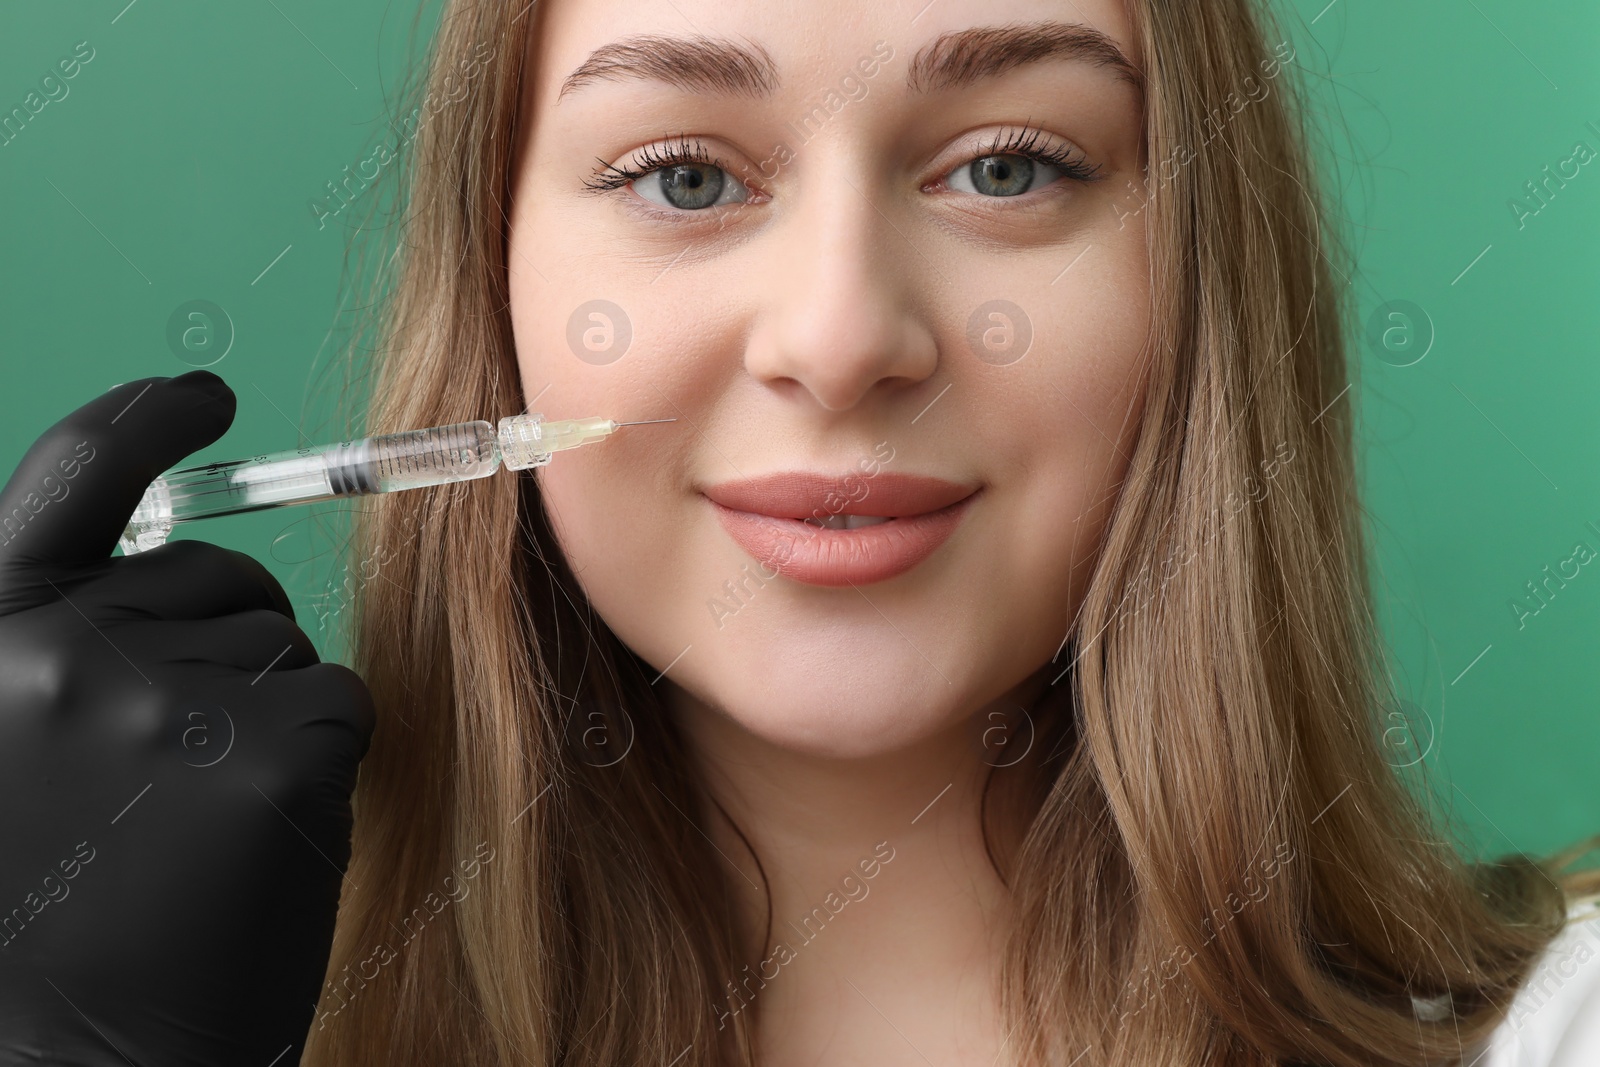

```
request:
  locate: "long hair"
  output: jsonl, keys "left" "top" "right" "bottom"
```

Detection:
{"left": 301, "top": 1, "right": 1600, "bottom": 1064}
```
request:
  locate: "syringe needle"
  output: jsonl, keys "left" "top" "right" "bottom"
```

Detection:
{"left": 614, "top": 417, "right": 678, "bottom": 427}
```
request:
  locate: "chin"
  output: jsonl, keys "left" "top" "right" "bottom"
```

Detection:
{"left": 679, "top": 648, "right": 973, "bottom": 761}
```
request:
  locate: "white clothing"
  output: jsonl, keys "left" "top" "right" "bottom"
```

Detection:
{"left": 1469, "top": 893, "right": 1600, "bottom": 1066}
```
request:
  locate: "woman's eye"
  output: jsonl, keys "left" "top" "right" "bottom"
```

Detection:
{"left": 945, "top": 153, "right": 1063, "bottom": 198}
{"left": 633, "top": 162, "right": 751, "bottom": 211}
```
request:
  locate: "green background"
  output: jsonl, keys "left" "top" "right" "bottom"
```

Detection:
{"left": 1, "top": 1, "right": 1595, "bottom": 862}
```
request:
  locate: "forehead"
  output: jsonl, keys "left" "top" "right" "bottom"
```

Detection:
{"left": 524, "top": 0, "right": 1141, "bottom": 108}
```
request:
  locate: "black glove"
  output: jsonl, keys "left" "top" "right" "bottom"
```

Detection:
{"left": 0, "top": 371, "right": 376, "bottom": 1065}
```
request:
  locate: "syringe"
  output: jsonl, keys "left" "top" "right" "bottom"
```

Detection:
{"left": 117, "top": 412, "right": 676, "bottom": 555}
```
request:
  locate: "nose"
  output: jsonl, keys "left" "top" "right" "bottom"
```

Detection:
{"left": 743, "top": 159, "right": 940, "bottom": 413}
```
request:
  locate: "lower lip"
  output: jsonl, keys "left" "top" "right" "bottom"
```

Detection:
{"left": 706, "top": 491, "right": 979, "bottom": 587}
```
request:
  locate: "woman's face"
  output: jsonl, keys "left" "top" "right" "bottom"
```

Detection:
{"left": 507, "top": 0, "right": 1149, "bottom": 759}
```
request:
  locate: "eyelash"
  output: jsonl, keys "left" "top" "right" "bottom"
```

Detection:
{"left": 579, "top": 123, "right": 1103, "bottom": 201}
{"left": 582, "top": 134, "right": 716, "bottom": 196}
{"left": 963, "top": 124, "right": 1104, "bottom": 186}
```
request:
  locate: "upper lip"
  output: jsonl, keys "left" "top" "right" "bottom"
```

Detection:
{"left": 702, "top": 472, "right": 978, "bottom": 519}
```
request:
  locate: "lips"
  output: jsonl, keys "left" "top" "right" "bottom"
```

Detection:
{"left": 702, "top": 472, "right": 980, "bottom": 587}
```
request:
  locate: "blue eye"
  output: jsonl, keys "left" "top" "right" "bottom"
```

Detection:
{"left": 948, "top": 155, "right": 1059, "bottom": 197}
{"left": 583, "top": 135, "right": 752, "bottom": 211}
{"left": 942, "top": 127, "right": 1102, "bottom": 198}
{"left": 633, "top": 162, "right": 750, "bottom": 211}
{"left": 581, "top": 124, "right": 1102, "bottom": 211}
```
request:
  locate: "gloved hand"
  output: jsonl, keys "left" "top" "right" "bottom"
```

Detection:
{"left": 0, "top": 371, "right": 376, "bottom": 1066}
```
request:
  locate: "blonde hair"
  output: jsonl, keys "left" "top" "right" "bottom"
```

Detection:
{"left": 302, "top": 1, "right": 1600, "bottom": 1064}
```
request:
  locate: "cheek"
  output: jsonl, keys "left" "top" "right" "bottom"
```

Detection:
{"left": 960, "top": 243, "right": 1152, "bottom": 636}
{"left": 534, "top": 449, "right": 682, "bottom": 647}
{"left": 506, "top": 208, "right": 746, "bottom": 688}
{"left": 504, "top": 228, "right": 733, "bottom": 436}
{"left": 536, "top": 457, "right": 625, "bottom": 577}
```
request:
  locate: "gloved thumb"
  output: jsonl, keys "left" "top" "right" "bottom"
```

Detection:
{"left": 0, "top": 371, "right": 236, "bottom": 597}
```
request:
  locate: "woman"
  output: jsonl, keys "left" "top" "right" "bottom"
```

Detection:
{"left": 0, "top": 0, "right": 1594, "bottom": 1064}
{"left": 306, "top": 0, "right": 1600, "bottom": 1062}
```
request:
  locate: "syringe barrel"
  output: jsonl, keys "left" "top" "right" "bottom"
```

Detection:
{"left": 119, "top": 420, "right": 501, "bottom": 554}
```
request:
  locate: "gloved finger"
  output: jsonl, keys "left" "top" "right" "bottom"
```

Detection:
{"left": 117, "top": 610, "right": 321, "bottom": 677}
{"left": 0, "top": 371, "right": 235, "bottom": 596}
{"left": 246, "top": 660, "right": 378, "bottom": 765}
{"left": 88, "top": 538, "right": 297, "bottom": 623}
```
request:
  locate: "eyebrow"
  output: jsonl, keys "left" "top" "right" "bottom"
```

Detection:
{"left": 556, "top": 22, "right": 1143, "bottom": 102}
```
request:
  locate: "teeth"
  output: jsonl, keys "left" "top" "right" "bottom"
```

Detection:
{"left": 810, "top": 513, "right": 894, "bottom": 530}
